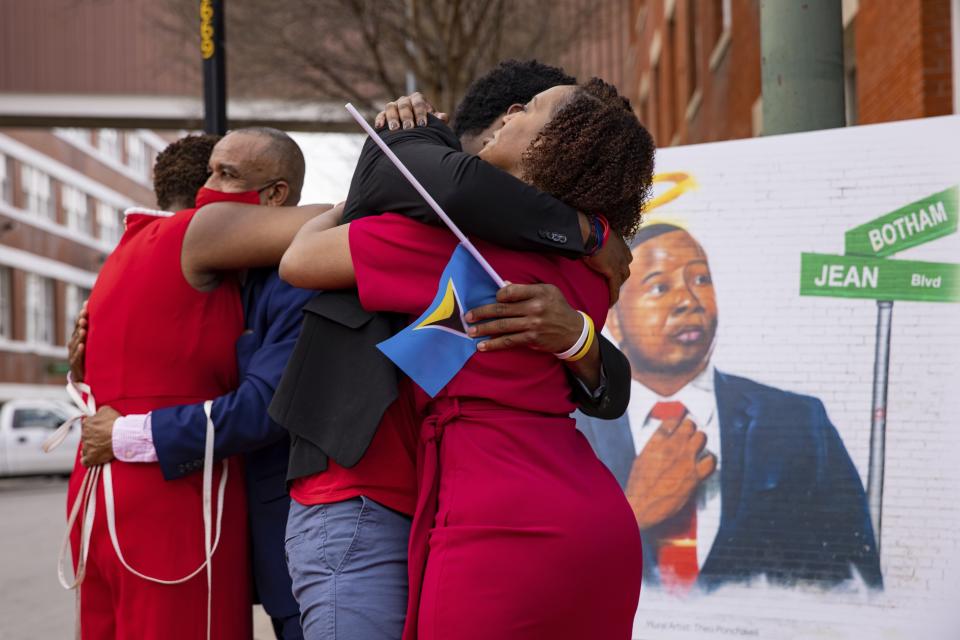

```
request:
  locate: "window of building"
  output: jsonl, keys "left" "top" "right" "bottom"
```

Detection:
{"left": 98, "top": 129, "right": 121, "bottom": 161}
{"left": 639, "top": 73, "right": 651, "bottom": 129}
{"left": 57, "top": 128, "right": 92, "bottom": 147}
{"left": 665, "top": 14, "right": 678, "bottom": 142}
{"left": 709, "top": 0, "right": 732, "bottom": 70}
{"left": 0, "top": 154, "right": 10, "bottom": 205}
{"left": 125, "top": 133, "right": 150, "bottom": 180}
{"left": 751, "top": 96, "right": 763, "bottom": 137}
{"left": 685, "top": 0, "right": 702, "bottom": 119}
{"left": 96, "top": 202, "right": 122, "bottom": 245}
{"left": 64, "top": 284, "right": 90, "bottom": 344}
{"left": 20, "top": 165, "right": 56, "bottom": 221}
{"left": 650, "top": 60, "right": 661, "bottom": 145}
{"left": 0, "top": 267, "right": 11, "bottom": 339}
{"left": 62, "top": 185, "right": 90, "bottom": 234}
{"left": 25, "top": 273, "right": 55, "bottom": 345}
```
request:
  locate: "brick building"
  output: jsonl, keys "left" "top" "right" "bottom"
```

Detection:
{"left": 0, "top": 0, "right": 191, "bottom": 395}
{"left": 564, "top": 0, "right": 958, "bottom": 147}
{"left": 0, "top": 128, "right": 164, "bottom": 395}
{"left": 0, "top": 0, "right": 353, "bottom": 397}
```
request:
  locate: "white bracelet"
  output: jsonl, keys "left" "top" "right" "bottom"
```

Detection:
{"left": 555, "top": 311, "right": 590, "bottom": 360}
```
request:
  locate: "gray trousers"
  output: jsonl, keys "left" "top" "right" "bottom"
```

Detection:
{"left": 284, "top": 496, "right": 411, "bottom": 640}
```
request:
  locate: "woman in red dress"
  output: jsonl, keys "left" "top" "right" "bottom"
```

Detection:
{"left": 282, "top": 79, "right": 655, "bottom": 639}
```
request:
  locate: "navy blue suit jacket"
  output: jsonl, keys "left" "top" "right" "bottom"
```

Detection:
{"left": 152, "top": 268, "right": 312, "bottom": 620}
{"left": 577, "top": 370, "right": 883, "bottom": 589}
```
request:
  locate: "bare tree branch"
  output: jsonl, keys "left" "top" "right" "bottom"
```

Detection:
{"left": 154, "top": 0, "right": 593, "bottom": 115}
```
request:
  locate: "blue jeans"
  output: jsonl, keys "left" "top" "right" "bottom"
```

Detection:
{"left": 285, "top": 496, "right": 411, "bottom": 640}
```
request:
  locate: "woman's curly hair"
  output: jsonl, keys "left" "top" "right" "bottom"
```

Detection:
{"left": 520, "top": 78, "right": 655, "bottom": 239}
{"left": 153, "top": 134, "right": 221, "bottom": 210}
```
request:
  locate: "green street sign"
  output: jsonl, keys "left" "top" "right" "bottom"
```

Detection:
{"left": 800, "top": 253, "right": 960, "bottom": 302}
{"left": 844, "top": 186, "right": 958, "bottom": 258}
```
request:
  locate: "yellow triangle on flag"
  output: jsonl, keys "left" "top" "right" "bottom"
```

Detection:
{"left": 415, "top": 278, "right": 469, "bottom": 336}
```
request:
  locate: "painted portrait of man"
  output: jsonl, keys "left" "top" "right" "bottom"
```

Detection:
{"left": 577, "top": 223, "right": 883, "bottom": 592}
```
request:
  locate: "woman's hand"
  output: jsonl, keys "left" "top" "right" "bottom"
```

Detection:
{"left": 466, "top": 284, "right": 603, "bottom": 391}
{"left": 375, "top": 93, "right": 448, "bottom": 131}
{"left": 280, "top": 220, "right": 355, "bottom": 290}
{"left": 466, "top": 283, "right": 582, "bottom": 353}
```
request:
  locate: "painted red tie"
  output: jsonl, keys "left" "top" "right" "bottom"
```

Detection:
{"left": 649, "top": 401, "right": 699, "bottom": 593}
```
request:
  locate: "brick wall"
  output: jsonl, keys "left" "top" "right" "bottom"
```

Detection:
{"left": 857, "top": 0, "right": 927, "bottom": 123}
{"left": 623, "top": 0, "right": 762, "bottom": 146}
{"left": 620, "top": 0, "right": 955, "bottom": 145}
{"left": 921, "top": 0, "right": 956, "bottom": 116}
{"left": 857, "top": 0, "right": 954, "bottom": 124}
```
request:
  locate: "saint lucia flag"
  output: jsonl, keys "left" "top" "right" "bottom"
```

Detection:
{"left": 378, "top": 244, "right": 500, "bottom": 397}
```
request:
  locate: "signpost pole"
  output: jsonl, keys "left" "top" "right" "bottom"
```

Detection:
{"left": 762, "top": 0, "right": 891, "bottom": 547}
{"left": 201, "top": 0, "right": 227, "bottom": 135}
{"left": 867, "top": 301, "right": 893, "bottom": 551}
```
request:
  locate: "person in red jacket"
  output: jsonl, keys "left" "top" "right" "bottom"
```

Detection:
{"left": 65, "top": 128, "right": 335, "bottom": 639}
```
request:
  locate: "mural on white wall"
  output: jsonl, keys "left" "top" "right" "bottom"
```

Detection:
{"left": 576, "top": 115, "right": 960, "bottom": 640}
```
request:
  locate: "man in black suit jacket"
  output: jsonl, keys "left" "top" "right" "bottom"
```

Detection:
{"left": 577, "top": 224, "right": 883, "bottom": 590}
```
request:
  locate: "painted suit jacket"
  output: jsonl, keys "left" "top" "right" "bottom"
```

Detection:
{"left": 576, "top": 369, "right": 883, "bottom": 589}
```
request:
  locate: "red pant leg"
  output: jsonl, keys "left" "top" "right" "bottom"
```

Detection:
{"left": 70, "top": 456, "right": 252, "bottom": 639}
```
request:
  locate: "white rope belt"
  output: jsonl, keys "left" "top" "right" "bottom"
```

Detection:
{"left": 44, "top": 382, "right": 226, "bottom": 639}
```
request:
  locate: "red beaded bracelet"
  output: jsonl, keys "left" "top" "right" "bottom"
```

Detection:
{"left": 596, "top": 214, "right": 611, "bottom": 246}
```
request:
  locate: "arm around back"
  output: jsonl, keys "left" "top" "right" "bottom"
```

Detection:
{"left": 279, "top": 221, "right": 355, "bottom": 291}
{"left": 182, "top": 202, "right": 337, "bottom": 290}
{"left": 570, "top": 335, "right": 632, "bottom": 419}
{"left": 343, "top": 117, "right": 588, "bottom": 256}
{"left": 151, "top": 275, "right": 313, "bottom": 479}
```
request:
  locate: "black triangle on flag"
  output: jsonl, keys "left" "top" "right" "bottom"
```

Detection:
{"left": 414, "top": 278, "right": 470, "bottom": 337}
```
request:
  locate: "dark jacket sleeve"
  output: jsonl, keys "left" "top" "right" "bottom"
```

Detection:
{"left": 569, "top": 334, "right": 631, "bottom": 419}
{"left": 151, "top": 280, "right": 310, "bottom": 481}
{"left": 342, "top": 116, "right": 585, "bottom": 257}
{"left": 269, "top": 292, "right": 405, "bottom": 481}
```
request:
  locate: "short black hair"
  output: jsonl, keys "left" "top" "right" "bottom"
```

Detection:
{"left": 231, "top": 127, "right": 306, "bottom": 204}
{"left": 153, "top": 134, "right": 221, "bottom": 210}
{"left": 631, "top": 223, "right": 685, "bottom": 247}
{"left": 453, "top": 59, "right": 577, "bottom": 138}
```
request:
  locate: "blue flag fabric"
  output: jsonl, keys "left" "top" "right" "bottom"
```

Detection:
{"left": 377, "top": 244, "right": 500, "bottom": 397}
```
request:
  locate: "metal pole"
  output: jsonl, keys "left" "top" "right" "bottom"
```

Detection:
{"left": 759, "top": 0, "right": 845, "bottom": 135}
{"left": 761, "top": 0, "right": 889, "bottom": 552}
{"left": 867, "top": 300, "right": 893, "bottom": 551}
{"left": 200, "top": 0, "right": 228, "bottom": 135}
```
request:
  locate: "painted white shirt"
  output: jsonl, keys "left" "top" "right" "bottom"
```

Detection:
{"left": 625, "top": 364, "right": 721, "bottom": 568}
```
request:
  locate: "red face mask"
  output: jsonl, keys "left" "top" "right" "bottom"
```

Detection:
{"left": 194, "top": 187, "right": 262, "bottom": 209}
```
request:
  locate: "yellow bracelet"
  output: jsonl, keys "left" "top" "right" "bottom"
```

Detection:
{"left": 566, "top": 313, "right": 596, "bottom": 362}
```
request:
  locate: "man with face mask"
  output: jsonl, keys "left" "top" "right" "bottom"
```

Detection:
{"left": 70, "top": 127, "right": 336, "bottom": 639}
{"left": 577, "top": 224, "right": 883, "bottom": 592}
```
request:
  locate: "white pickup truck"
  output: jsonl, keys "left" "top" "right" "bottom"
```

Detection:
{"left": 0, "top": 397, "right": 78, "bottom": 476}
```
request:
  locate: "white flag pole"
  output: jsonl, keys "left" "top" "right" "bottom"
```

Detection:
{"left": 345, "top": 103, "right": 506, "bottom": 288}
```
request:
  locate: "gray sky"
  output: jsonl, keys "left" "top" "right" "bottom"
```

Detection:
{"left": 290, "top": 132, "right": 365, "bottom": 205}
